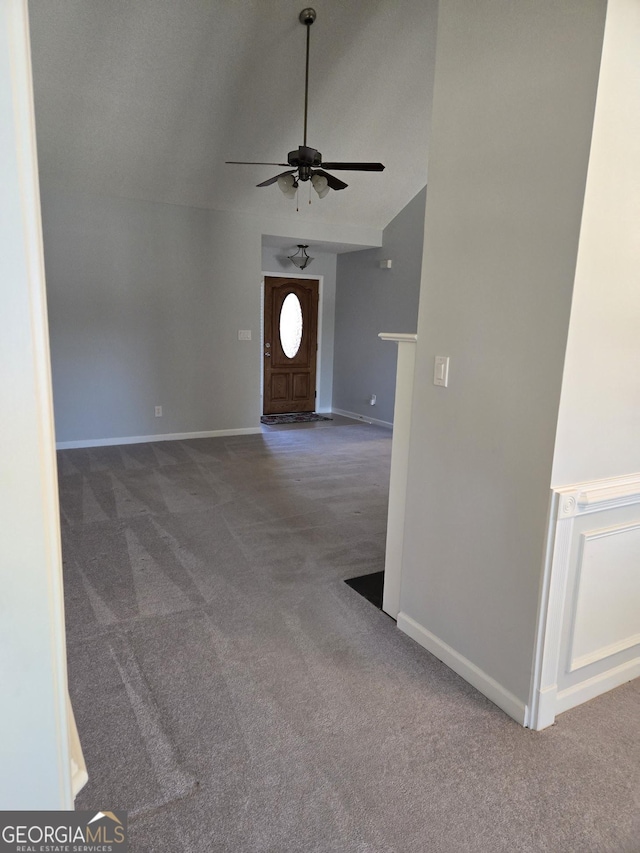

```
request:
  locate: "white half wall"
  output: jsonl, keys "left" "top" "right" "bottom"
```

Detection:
{"left": 379, "top": 334, "right": 417, "bottom": 620}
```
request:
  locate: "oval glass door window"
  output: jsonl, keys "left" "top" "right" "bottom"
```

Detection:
{"left": 280, "top": 293, "right": 303, "bottom": 359}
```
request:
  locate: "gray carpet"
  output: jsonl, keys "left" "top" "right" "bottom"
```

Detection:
{"left": 58, "top": 426, "right": 640, "bottom": 853}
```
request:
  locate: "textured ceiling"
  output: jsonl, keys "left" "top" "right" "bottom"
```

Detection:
{"left": 28, "top": 0, "right": 437, "bottom": 231}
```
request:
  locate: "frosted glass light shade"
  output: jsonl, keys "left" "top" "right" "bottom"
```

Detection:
{"left": 287, "top": 245, "right": 314, "bottom": 270}
{"left": 277, "top": 174, "right": 298, "bottom": 198}
{"left": 311, "top": 174, "right": 329, "bottom": 198}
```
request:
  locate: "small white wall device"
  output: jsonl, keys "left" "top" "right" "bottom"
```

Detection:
{"left": 433, "top": 356, "right": 449, "bottom": 387}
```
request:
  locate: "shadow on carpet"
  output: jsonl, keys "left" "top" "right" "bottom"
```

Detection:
{"left": 344, "top": 570, "right": 384, "bottom": 610}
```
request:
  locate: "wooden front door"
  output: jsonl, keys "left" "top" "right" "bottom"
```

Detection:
{"left": 263, "top": 277, "right": 319, "bottom": 415}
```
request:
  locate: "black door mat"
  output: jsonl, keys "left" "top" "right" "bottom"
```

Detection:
{"left": 261, "top": 412, "right": 333, "bottom": 425}
{"left": 344, "top": 571, "right": 384, "bottom": 610}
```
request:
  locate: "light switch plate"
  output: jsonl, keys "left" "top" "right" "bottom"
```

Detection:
{"left": 238, "top": 330, "right": 252, "bottom": 341}
{"left": 434, "top": 356, "right": 449, "bottom": 387}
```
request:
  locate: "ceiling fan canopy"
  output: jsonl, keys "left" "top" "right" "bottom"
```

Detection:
{"left": 225, "top": 8, "right": 384, "bottom": 197}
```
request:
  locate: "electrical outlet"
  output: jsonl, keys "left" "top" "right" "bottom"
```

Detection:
{"left": 155, "top": 406, "right": 162, "bottom": 417}
{"left": 369, "top": 394, "right": 377, "bottom": 406}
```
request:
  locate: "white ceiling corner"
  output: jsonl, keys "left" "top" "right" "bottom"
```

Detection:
{"left": 28, "top": 0, "right": 438, "bottom": 231}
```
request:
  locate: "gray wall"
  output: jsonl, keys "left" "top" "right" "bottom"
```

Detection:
{"left": 400, "top": 0, "right": 606, "bottom": 705}
{"left": 42, "top": 189, "right": 262, "bottom": 442}
{"left": 41, "top": 189, "right": 379, "bottom": 444}
{"left": 332, "top": 187, "right": 427, "bottom": 424}
{"left": 261, "top": 246, "right": 337, "bottom": 413}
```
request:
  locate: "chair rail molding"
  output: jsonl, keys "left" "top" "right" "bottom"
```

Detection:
{"left": 378, "top": 332, "right": 417, "bottom": 619}
{"left": 529, "top": 472, "right": 640, "bottom": 730}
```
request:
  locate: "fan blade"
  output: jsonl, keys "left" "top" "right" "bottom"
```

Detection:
{"left": 313, "top": 169, "right": 348, "bottom": 191}
{"left": 320, "top": 162, "right": 385, "bottom": 171}
{"left": 256, "top": 170, "right": 296, "bottom": 188}
{"left": 226, "top": 161, "right": 290, "bottom": 166}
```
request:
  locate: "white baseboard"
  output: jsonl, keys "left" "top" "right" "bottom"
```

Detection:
{"left": 56, "top": 427, "right": 262, "bottom": 450}
{"left": 397, "top": 612, "right": 528, "bottom": 726}
{"left": 332, "top": 407, "right": 393, "bottom": 429}
{"left": 555, "top": 656, "right": 640, "bottom": 715}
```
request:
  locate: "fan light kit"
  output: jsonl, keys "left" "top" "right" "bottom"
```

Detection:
{"left": 287, "top": 245, "right": 314, "bottom": 270}
{"left": 226, "top": 8, "right": 384, "bottom": 200}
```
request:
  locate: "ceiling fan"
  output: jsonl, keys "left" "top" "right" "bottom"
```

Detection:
{"left": 226, "top": 8, "right": 384, "bottom": 198}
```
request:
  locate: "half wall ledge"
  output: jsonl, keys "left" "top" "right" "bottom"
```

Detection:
{"left": 378, "top": 332, "right": 417, "bottom": 619}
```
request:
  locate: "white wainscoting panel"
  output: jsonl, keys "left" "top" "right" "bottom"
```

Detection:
{"left": 570, "top": 523, "right": 640, "bottom": 671}
{"left": 529, "top": 474, "right": 640, "bottom": 730}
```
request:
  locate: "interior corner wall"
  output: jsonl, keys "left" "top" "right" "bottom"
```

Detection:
{"left": 261, "top": 245, "right": 337, "bottom": 413}
{"left": 551, "top": 0, "right": 640, "bottom": 488}
{"left": 398, "top": 0, "right": 607, "bottom": 710}
{"left": 332, "top": 186, "right": 427, "bottom": 425}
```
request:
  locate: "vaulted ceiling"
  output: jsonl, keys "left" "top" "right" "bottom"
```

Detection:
{"left": 28, "top": 0, "right": 437, "bottom": 231}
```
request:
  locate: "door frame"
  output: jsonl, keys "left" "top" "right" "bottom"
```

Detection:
{"left": 260, "top": 271, "right": 327, "bottom": 414}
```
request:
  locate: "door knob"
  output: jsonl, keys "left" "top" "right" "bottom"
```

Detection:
{"left": 264, "top": 352, "right": 271, "bottom": 357}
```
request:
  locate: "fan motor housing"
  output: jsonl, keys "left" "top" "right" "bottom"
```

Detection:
{"left": 288, "top": 146, "right": 322, "bottom": 169}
